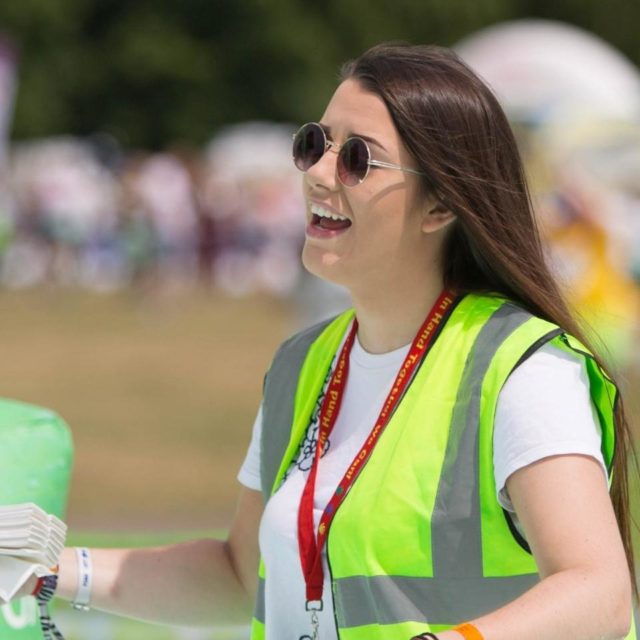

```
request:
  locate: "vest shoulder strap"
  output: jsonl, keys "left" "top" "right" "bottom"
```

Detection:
{"left": 260, "top": 314, "right": 343, "bottom": 499}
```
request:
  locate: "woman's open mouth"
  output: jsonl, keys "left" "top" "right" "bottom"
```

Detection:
{"left": 309, "top": 203, "right": 352, "bottom": 232}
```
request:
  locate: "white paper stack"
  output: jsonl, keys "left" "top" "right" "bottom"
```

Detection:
{"left": 0, "top": 503, "right": 67, "bottom": 602}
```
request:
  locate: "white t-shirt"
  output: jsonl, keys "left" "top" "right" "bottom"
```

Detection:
{"left": 238, "top": 333, "right": 607, "bottom": 640}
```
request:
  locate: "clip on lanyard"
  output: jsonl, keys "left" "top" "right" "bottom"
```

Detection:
{"left": 297, "top": 289, "right": 455, "bottom": 635}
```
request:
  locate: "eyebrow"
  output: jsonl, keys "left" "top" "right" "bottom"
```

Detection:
{"left": 319, "top": 123, "right": 388, "bottom": 153}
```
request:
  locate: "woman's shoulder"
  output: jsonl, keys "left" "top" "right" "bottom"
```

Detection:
{"left": 509, "top": 339, "right": 586, "bottom": 382}
{"left": 494, "top": 339, "right": 607, "bottom": 511}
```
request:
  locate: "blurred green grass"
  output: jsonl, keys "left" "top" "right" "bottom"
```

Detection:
{"left": 0, "top": 288, "right": 296, "bottom": 532}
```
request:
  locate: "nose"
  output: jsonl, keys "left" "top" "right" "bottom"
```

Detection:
{"left": 305, "top": 145, "right": 340, "bottom": 192}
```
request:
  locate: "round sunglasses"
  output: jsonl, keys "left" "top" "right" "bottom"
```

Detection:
{"left": 292, "top": 122, "right": 426, "bottom": 187}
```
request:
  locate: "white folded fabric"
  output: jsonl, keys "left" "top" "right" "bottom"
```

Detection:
{"left": 0, "top": 556, "right": 54, "bottom": 601}
{"left": 0, "top": 503, "right": 67, "bottom": 602}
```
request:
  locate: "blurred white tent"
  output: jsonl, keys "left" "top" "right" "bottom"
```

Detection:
{"left": 205, "top": 121, "right": 298, "bottom": 182}
{"left": 456, "top": 19, "right": 640, "bottom": 125}
{"left": 458, "top": 20, "right": 640, "bottom": 367}
{"left": 202, "top": 121, "right": 306, "bottom": 297}
{"left": 457, "top": 20, "right": 640, "bottom": 197}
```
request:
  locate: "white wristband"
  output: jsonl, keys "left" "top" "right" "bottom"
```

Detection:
{"left": 72, "top": 547, "right": 92, "bottom": 611}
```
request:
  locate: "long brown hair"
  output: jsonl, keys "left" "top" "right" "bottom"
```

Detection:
{"left": 341, "top": 42, "right": 637, "bottom": 590}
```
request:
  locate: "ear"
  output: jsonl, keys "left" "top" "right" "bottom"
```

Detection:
{"left": 421, "top": 201, "right": 456, "bottom": 234}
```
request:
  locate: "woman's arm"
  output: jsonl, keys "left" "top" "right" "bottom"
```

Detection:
{"left": 438, "top": 454, "right": 632, "bottom": 640}
{"left": 52, "top": 487, "right": 263, "bottom": 627}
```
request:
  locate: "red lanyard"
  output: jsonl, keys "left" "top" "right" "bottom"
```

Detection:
{"left": 297, "top": 290, "right": 456, "bottom": 603}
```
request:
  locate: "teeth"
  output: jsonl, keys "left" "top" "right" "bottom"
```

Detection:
{"left": 310, "top": 203, "right": 349, "bottom": 221}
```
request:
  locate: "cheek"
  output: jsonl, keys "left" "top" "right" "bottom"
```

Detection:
{"left": 301, "top": 174, "right": 311, "bottom": 198}
{"left": 351, "top": 188, "right": 413, "bottom": 240}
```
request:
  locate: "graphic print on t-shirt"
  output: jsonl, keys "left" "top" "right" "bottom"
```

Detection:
{"left": 282, "top": 358, "right": 335, "bottom": 481}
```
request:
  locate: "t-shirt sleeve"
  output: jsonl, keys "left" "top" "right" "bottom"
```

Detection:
{"left": 493, "top": 341, "right": 608, "bottom": 513}
{"left": 237, "top": 403, "right": 263, "bottom": 492}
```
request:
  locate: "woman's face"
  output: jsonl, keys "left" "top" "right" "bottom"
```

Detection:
{"left": 301, "top": 78, "right": 439, "bottom": 295}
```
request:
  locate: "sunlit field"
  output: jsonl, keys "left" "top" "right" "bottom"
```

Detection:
{"left": 1, "top": 287, "right": 639, "bottom": 531}
{"left": 0, "top": 288, "right": 298, "bottom": 531}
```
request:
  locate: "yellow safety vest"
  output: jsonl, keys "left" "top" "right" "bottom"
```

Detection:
{"left": 252, "top": 293, "right": 632, "bottom": 640}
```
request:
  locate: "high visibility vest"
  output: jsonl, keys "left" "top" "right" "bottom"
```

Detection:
{"left": 251, "top": 293, "right": 634, "bottom": 640}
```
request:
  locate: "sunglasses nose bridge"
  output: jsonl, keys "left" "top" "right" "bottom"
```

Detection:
{"left": 304, "top": 136, "right": 342, "bottom": 189}
{"left": 325, "top": 139, "right": 341, "bottom": 155}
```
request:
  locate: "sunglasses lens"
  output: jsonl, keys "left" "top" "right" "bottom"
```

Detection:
{"left": 338, "top": 138, "right": 369, "bottom": 186}
{"left": 293, "top": 123, "right": 325, "bottom": 171}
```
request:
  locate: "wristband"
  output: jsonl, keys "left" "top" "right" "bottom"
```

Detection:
{"left": 411, "top": 634, "right": 439, "bottom": 639}
{"left": 72, "top": 547, "right": 92, "bottom": 611}
{"left": 453, "top": 623, "right": 484, "bottom": 640}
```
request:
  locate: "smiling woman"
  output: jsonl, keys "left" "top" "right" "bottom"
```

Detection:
{"left": 297, "top": 77, "right": 453, "bottom": 340}
{"left": 11, "top": 42, "right": 637, "bottom": 640}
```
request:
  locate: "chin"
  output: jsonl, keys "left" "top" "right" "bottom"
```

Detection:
{"left": 301, "top": 243, "right": 349, "bottom": 288}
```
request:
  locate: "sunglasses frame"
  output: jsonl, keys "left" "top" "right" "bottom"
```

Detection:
{"left": 292, "top": 122, "right": 427, "bottom": 187}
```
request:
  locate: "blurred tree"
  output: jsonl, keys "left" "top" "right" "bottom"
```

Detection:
{"left": 0, "top": 0, "right": 638, "bottom": 148}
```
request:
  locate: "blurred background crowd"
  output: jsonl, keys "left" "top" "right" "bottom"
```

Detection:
{"left": 0, "top": 2, "right": 639, "bottom": 366}
{"left": 1, "top": 126, "right": 306, "bottom": 297}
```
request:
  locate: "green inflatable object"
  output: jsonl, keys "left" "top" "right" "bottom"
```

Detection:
{"left": 0, "top": 399, "right": 73, "bottom": 638}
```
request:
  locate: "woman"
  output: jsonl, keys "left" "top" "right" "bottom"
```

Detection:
{"left": 27, "top": 43, "right": 636, "bottom": 640}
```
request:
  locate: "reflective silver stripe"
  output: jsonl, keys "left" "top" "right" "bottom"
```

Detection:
{"left": 334, "top": 573, "right": 539, "bottom": 628}
{"left": 254, "top": 577, "right": 266, "bottom": 623}
{"left": 432, "top": 304, "right": 533, "bottom": 577}
{"left": 261, "top": 317, "right": 335, "bottom": 500}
